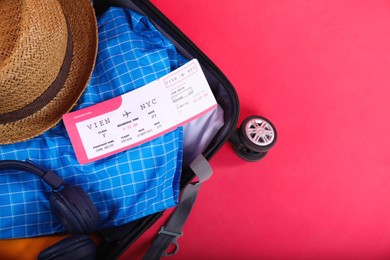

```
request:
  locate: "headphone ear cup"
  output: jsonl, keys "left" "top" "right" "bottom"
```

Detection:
{"left": 50, "top": 185, "right": 99, "bottom": 234}
{"left": 38, "top": 234, "right": 96, "bottom": 260}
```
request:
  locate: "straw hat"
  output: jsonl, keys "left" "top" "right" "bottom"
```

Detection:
{"left": 0, "top": 0, "right": 97, "bottom": 144}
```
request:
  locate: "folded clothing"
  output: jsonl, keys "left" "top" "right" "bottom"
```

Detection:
{"left": 0, "top": 7, "right": 187, "bottom": 239}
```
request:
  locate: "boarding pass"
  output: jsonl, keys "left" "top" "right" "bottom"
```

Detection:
{"left": 63, "top": 59, "right": 217, "bottom": 164}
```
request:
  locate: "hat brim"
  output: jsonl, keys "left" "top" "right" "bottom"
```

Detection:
{"left": 0, "top": 0, "right": 97, "bottom": 144}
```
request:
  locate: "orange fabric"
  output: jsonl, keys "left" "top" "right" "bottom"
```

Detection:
{"left": 0, "top": 234, "right": 102, "bottom": 259}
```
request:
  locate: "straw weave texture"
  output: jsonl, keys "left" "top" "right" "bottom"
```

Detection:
{"left": 0, "top": 0, "right": 97, "bottom": 144}
{"left": 0, "top": 0, "right": 67, "bottom": 114}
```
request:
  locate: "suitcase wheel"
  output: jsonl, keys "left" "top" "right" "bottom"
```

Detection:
{"left": 230, "top": 115, "right": 277, "bottom": 162}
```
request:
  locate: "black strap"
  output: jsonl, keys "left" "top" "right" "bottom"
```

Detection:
{"left": 143, "top": 155, "right": 213, "bottom": 259}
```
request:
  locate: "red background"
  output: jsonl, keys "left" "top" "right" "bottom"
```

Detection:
{"left": 121, "top": 1, "right": 390, "bottom": 259}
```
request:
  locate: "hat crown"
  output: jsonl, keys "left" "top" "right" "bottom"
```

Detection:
{"left": 0, "top": 0, "right": 68, "bottom": 114}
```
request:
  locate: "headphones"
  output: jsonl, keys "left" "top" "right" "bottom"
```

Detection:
{"left": 0, "top": 160, "right": 100, "bottom": 260}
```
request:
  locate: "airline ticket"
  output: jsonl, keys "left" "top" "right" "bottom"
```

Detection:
{"left": 63, "top": 59, "right": 217, "bottom": 164}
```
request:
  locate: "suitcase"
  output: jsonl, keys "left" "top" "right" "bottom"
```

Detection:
{"left": 0, "top": 0, "right": 277, "bottom": 259}
{"left": 91, "top": 1, "right": 240, "bottom": 259}
{"left": 93, "top": 1, "right": 275, "bottom": 258}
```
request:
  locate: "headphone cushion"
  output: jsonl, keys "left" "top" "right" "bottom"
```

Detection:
{"left": 50, "top": 185, "right": 99, "bottom": 234}
{"left": 38, "top": 234, "right": 96, "bottom": 260}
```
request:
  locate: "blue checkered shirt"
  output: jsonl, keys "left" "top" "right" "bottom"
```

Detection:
{"left": 0, "top": 7, "right": 187, "bottom": 239}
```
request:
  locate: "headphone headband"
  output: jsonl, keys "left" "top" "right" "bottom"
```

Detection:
{"left": 0, "top": 160, "right": 65, "bottom": 190}
{"left": 1, "top": 159, "right": 99, "bottom": 258}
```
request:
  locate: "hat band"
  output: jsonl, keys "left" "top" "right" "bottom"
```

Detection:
{"left": 0, "top": 20, "right": 73, "bottom": 125}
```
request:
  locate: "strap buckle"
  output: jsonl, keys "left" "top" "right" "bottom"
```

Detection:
{"left": 158, "top": 226, "right": 183, "bottom": 256}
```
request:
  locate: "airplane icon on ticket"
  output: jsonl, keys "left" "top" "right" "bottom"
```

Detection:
{"left": 122, "top": 110, "right": 131, "bottom": 118}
